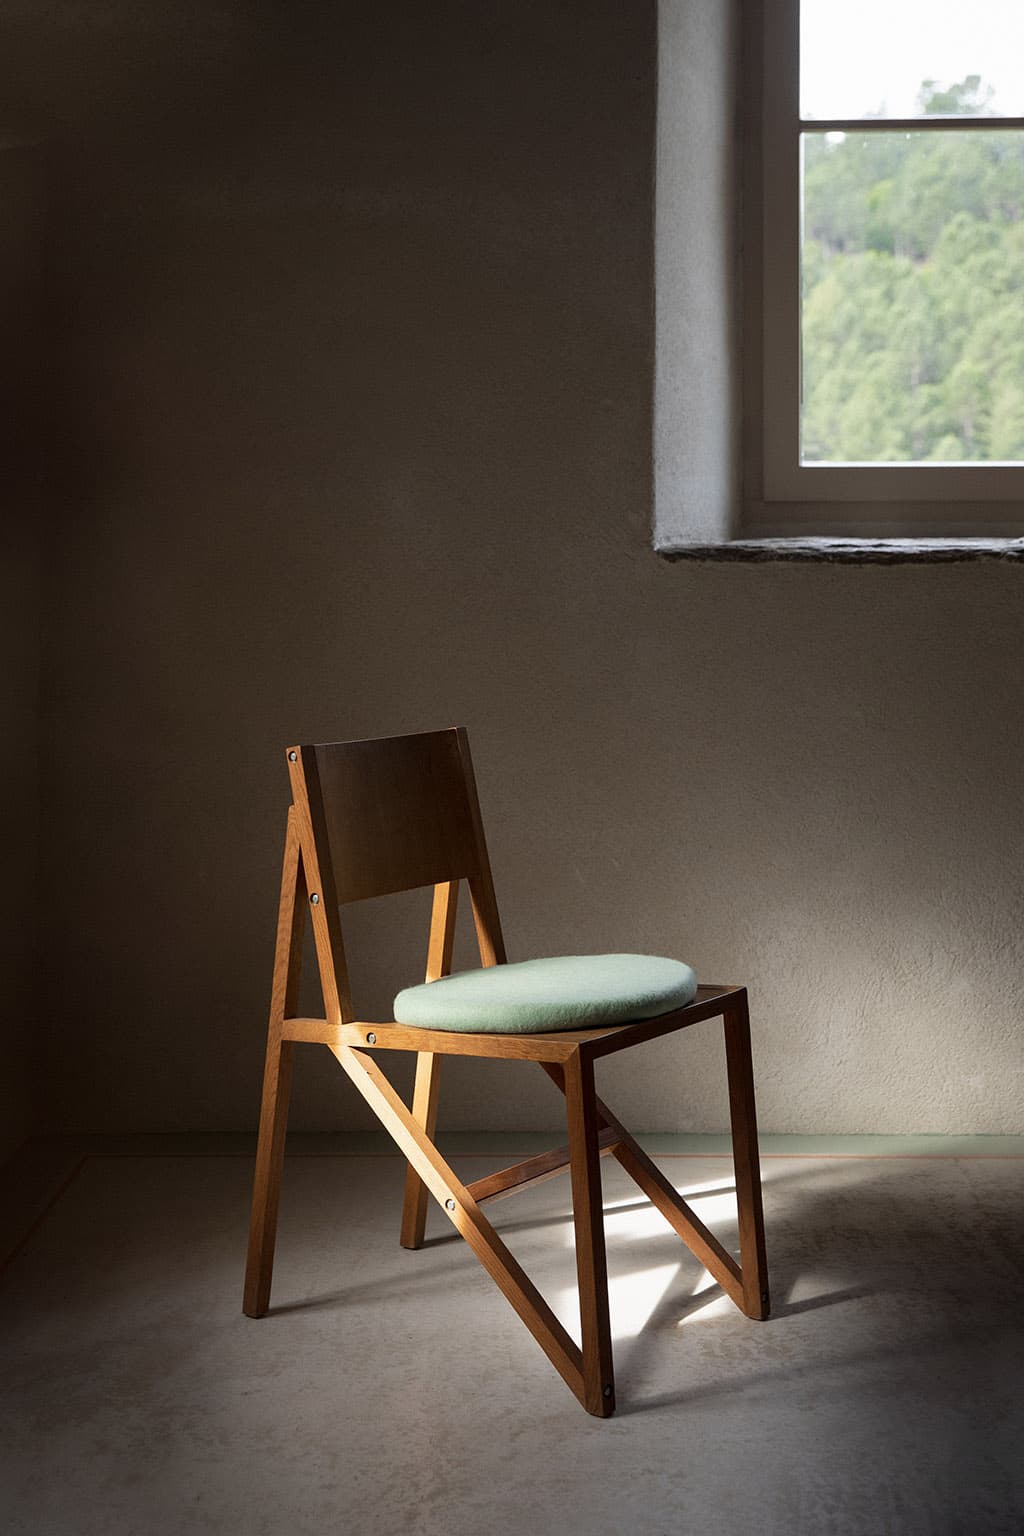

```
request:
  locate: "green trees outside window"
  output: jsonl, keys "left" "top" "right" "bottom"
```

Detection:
{"left": 801, "top": 81, "right": 1024, "bottom": 463}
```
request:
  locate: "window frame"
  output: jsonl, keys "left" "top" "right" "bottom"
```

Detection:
{"left": 745, "top": 0, "right": 1024, "bottom": 539}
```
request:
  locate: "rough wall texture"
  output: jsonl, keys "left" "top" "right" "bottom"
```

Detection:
{"left": 5, "top": 0, "right": 1022, "bottom": 1138}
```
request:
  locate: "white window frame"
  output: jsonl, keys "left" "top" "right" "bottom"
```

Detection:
{"left": 746, "top": 0, "right": 1024, "bottom": 539}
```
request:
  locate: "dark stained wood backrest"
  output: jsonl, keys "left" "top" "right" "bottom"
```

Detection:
{"left": 294, "top": 728, "right": 487, "bottom": 904}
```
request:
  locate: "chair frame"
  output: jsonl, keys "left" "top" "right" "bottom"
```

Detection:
{"left": 243, "top": 729, "right": 769, "bottom": 1417}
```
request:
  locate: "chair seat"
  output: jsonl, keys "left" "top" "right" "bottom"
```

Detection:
{"left": 393, "top": 953, "right": 698, "bottom": 1034}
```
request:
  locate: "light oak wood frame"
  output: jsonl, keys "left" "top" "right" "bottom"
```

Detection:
{"left": 244, "top": 729, "right": 770, "bottom": 1417}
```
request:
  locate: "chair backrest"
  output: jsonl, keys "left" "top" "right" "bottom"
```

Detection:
{"left": 296, "top": 728, "right": 483, "bottom": 903}
{"left": 285, "top": 728, "right": 506, "bottom": 1021}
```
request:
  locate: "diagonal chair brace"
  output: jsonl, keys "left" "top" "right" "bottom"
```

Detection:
{"left": 329, "top": 1039, "right": 589, "bottom": 1406}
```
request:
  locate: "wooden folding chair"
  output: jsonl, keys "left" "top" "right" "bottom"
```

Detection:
{"left": 243, "top": 728, "right": 769, "bottom": 1417}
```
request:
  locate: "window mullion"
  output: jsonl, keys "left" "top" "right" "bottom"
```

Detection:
{"left": 760, "top": 0, "right": 802, "bottom": 503}
{"left": 801, "top": 116, "right": 1024, "bottom": 135}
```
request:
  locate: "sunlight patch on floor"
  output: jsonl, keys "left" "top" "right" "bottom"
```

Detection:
{"left": 677, "top": 1270, "right": 732, "bottom": 1325}
{"left": 679, "top": 1190, "right": 738, "bottom": 1229}
{"left": 608, "top": 1263, "right": 681, "bottom": 1338}
{"left": 549, "top": 1175, "right": 741, "bottom": 1339}
{"left": 552, "top": 1260, "right": 682, "bottom": 1342}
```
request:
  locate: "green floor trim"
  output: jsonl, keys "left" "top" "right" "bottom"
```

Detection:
{"left": 641, "top": 1133, "right": 1024, "bottom": 1157}
{"left": 439, "top": 1132, "right": 1024, "bottom": 1158}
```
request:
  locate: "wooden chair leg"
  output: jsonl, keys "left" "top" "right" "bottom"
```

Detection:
{"left": 243, "top": 1029, "right": 295, "bottom": 1316}
{"left": 564, "top": 1049, "right": 615, "bottom": 1417}
{"left": 243, "top": 806, "right": 305, "bottom": 1318}
{"left": 542, "top": 1038, "right": 769, "bottom": 1325}
{"left": 400, "top": 1051, "right": 442, "bottom": 1249}
{"left": 724, "top": 991, "right": 770, "bottom": 1319}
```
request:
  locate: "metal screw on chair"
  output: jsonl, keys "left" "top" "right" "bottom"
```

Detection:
{"left": 603, "top": 1385, "right": 613, "bottom": 1399}
{"left": 445, "top": 1198, "right": 456, "bottom": 1211}
{"left": 366, "top": 1033, "right": 376, "bottom": 1045}
{"left": 288, "top": 751, "right": 297, "bottom": 762}
{"left": 310, "top": 893, "right": 319, "bottom": 905}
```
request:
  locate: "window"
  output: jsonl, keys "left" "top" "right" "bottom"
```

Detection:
{"left": 749, "top": 0, "right": 1024, "bottom": 538}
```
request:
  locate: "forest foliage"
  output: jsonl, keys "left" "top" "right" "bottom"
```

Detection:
{"left": 801, "top": 79, "right": 1024, "bottom": 462}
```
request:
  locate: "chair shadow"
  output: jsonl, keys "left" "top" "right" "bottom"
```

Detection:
{"left": 769, "top": 1283, "right": 873, "bottom": 1319}
{"left": 265, "top": 1152, "right": 1024, "bottom": 1438}
{"left": 613, "top": 1159, "right": 1024, "bottom": 1415}
{"left": 421, "top": 1196, "right": 655, "bottom": 1245}
{"left": 266, "top": 1260, "right": 464, "bottom": 1315}
{"left": 265, "top": 1187, "right": 711, "bottom": 1309}
{"left": 418, "top": 1175, "right": 740, "bottom": 1247}
{"left": 264, "top": 1173, "right": 851, "bottom": 1314}
{"left": 607, "top": 1252, "right": 872, "bottom": 1409}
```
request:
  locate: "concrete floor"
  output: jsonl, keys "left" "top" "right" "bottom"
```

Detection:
{"left": 2, "top": 1140, "right": 1022, "bottom": 1536}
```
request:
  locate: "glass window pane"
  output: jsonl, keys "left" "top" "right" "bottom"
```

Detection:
{"left": 800, "top": 130, "right": 1024, "bottom": 464}
{"left": 801, "top": 0, "right": 1024, "bottom": 120}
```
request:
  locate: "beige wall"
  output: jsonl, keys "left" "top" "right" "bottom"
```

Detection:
{"left": 5, "top": 1, "right": 1021, "bottom": 1144}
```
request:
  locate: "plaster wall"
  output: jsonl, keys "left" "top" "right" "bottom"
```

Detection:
{"left": 0, "top": 148, "right": 46, "bottom": 1161}
{"left": 0, "top": 520, "right": 40, "bottom": 1163}
{"left": 6, "top": 0, "right": 1022, "bottom": 1140}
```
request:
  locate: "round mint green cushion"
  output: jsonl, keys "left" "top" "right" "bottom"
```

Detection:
{"left": 393, "top": 954, "right": 698, "bottom": 1034}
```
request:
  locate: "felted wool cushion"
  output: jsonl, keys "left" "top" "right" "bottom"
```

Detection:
{"left": 393, "top": 954, "right": 698, "bottom": 1034}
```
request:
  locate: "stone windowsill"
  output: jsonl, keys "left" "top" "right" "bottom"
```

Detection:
{"left": 657, "top": 538, "right": 1024, "bottom": 564}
